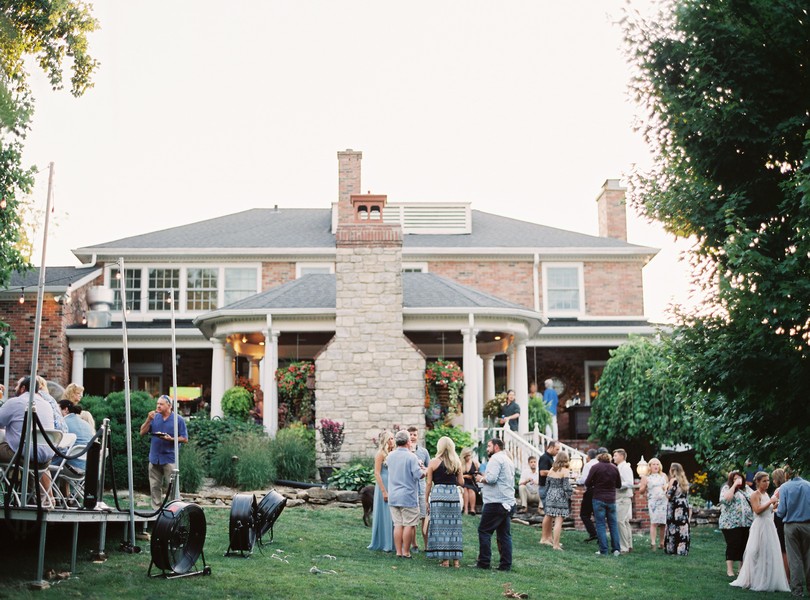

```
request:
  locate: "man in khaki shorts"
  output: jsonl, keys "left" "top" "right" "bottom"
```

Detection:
{"left": 386, "top": 430, "right": 425, "bottom": 558}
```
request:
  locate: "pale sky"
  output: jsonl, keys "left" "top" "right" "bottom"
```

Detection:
{"left": 21, "top": 0, "right": 693, "bottom": 322}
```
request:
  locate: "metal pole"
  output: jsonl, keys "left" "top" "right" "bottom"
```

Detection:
{"left": 117, "top": 257, "right": 137, "bottom": 545}
{"left": 169, "top": 290, "right": 180, "bottom": 500}
{"left": 21, "top": 162, "right": 55, "bottom": 504}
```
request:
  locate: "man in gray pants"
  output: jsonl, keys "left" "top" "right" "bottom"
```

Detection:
{"left": 776, "top": 467, "right": 810, "bottom": 597}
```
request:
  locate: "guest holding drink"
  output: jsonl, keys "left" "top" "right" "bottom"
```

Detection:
{"left": 639, "top": 457, "right": 668, "bottom": 550}
{"left": 460, "top": 448, "right": 480, "bottom": 516}
{"left": 719, "top": 470, "right": 755, "bottom": 577}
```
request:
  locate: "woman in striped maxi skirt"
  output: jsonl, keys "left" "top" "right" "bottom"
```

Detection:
{"left": 425, "top": 436, "right": 465, "bottom": 567}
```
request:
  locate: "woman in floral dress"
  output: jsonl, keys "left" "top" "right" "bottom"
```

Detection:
{"left": 639, "top": 457, "right": 668, "bottom": 550}
{"left": 719, "top": 470, "right": 754, "bottom": 576}
{"left": 541, "top": 450, "right": 573, "bottom": 550}
{"left": 664, "top": 462, "right": 691, "bottom": 556}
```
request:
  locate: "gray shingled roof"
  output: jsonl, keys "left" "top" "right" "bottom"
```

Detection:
{"left": 6, "top": 266, "right": 101, "bottom": 290}
{"left": 212, "top": 272, "right": 533, "bottom": 312}
{"left": 75, "top": 208, "right": 651, "bottom": 254}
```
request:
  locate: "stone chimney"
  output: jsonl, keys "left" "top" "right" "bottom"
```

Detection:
{"left": 315, "top": 152, "right": 425, "bottom": 465}
{"left": 596, "top": 179, "right": 627, "bottom": 241}
{"left": 337, "top": 149, "right": 362, "bottom": 227}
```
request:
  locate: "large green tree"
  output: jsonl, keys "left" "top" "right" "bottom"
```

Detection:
{"left": 589, "top": 336, "right": 709, "bottom": 458}
{"left": 0, "top": 1, "right": 98, "bottom": 344}
{"left": 625, "top": 0, "right": 810, "bottom": 470}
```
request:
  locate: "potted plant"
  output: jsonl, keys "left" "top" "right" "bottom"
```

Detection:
{"left": 317, "top": 418, "right": 345, "bottom": 482}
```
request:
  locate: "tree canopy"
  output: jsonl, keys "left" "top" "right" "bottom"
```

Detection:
{"left": 0, "top": 1, "right": 98, "bottom": 344}
{"left": 625, "top": 0, "right": 810, "bottom": 471}
{"left": 589, "top": 336, "right": 709, "bottom": 458}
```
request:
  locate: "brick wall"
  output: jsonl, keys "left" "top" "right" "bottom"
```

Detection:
{"left": 1, "top": 280, "right": 95, "bottom": 387}
{"left": 428, "top": 260, "right": 536, "bottom": 309}
{"left": 584, "top": 261, "right": 645, "bottom": 316}
{"left": 261, "top": 262, "right": 296, "bottom": 290}
{"left": 571, "top": 485, "right": 650, "bottom": 534}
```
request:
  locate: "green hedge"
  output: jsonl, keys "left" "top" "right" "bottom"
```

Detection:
{"left": 221, "top": 386, "right": 254, "bottom": 421}
{"left": 81, "top": 392, "right": 154, "bottom": 491}
{"left": 185, "top": 416, "right": 264, "bottom": 465}
{"left": 424, "top": 425, "right": 475, "bottom": 458}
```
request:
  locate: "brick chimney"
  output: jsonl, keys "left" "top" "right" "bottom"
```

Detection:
{"left": 337, "top": 149, "right": 362, "bottom": 227}
{"left": 596, "top": 179, "right": 627, "bottom": 241}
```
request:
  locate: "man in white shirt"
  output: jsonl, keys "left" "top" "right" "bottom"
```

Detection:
{"left": 576, "top": 448, "right": 599, "bottom": 541}
{"left": 518, "top": 455, "right": 540, "bottom": 514}
{"left": 613, "top": 448, "right": 635, "bottom": 553}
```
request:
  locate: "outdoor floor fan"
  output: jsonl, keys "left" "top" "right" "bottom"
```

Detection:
{"left": 255, "top": 489, "right": 287, "bottom": 546}
{"left": 148, "top": 501, "right": 212, "bottom": 578}
{"left": 226, "top": 493, "right": 257, "bottom": 557}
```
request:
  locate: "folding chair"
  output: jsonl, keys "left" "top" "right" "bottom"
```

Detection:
{"left": 52, "top": 441, "right": 88, "bottom": 509}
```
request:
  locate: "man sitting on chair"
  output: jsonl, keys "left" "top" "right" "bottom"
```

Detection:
{"left": 0, "top": 376, "right": 56, "bottom": 504}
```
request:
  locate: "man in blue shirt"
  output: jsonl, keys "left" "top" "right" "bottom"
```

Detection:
{"left": 475, "top": 437, "right": 516, "bottom": 571}
{"left": 139, "top": 395, "right": 188, "bottom": 509}
{"left": 386, "top": 429, "right": 425, "bottom": 558}
{"left": 543, "top": 379, "right": 559, "bottom": 439}
{"left": 775, "top": 467, "right": 810, "bottom": 597}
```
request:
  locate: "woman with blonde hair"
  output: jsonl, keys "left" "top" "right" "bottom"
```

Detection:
{"left": 541, "top": 450, "right": 573, "bottom": 550}
{"left": 664, "top": 462, "right": 691, "bottom": 556}
{"left": 460, "top": 447, "right": 480, "bottom": 515}
{"left": 62, "top": 383, "right": 95, "bottom": 431}
{"left": 639, "top": 457, "right": 668, "bottom": 549}
{"left": 425, "top": 436, "right": 464, "bottom": 567}
{"left": 730, "top": 471, "right": 790, "bottom": 591}
{"left": 368, "top": 431, "right": 396, "bottom": 552}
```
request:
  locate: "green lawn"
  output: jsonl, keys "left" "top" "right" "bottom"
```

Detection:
{"left": 0, "top": 505, "right": 790, "bottom": 600}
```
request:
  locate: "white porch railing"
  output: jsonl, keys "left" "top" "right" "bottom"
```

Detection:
{"left": 476, "top": 426, "right": 588, "bottom": 475}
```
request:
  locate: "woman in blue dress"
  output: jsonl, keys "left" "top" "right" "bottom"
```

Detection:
{"left": 368, "top": 431, "right": 395, "bottom": 552}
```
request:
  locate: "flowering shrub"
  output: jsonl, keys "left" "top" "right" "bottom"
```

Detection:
{"left": 318, "top": 418, "right": 345, "bottom": 466}
{"left": 425, "top": 359, "right": 464, "bottom": 424}
{"left": 275, "top": 361, "right": 315, "bottom": 425}
{"left": 690, "top": 471, "right": 709, "bottom": 500}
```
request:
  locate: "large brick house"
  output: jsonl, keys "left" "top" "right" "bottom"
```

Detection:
{"left": 1, "top": 150, "right": 657, "bottom": 456}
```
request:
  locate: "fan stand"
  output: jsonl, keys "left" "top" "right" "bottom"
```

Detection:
{"left": 148, "top": 551, "right": 211, "bottom": 579}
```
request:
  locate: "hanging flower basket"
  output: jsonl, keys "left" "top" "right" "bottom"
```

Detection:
{"left": 424, "top": 359, "right": 464, "bottom": 426}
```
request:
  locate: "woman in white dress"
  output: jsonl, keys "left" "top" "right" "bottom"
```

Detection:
{"left": 730, "top": 471, "right": 790, "bottom": 592}
{"left": 639, "top": 457, "right": 668, "bottom": 550}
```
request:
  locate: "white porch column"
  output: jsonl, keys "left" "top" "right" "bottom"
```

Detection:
{"left": 482, "top": 354, "right": 496, "bottom": 409}
{"left": 250, "top": 359, "right": 260, "bottom": 385}
{"left": 515, "top": 338, "right": 529, "bottom": 433}
{"left": 462, "top": 325, "right": 480, "bottom": 433}
{"left": 262, "top": 328, "right": 280, "bottom": 436}
{"left": 70, "top": 348, "right": 84, "bottom": 386}
{"left": 224, "top": 346, "right": 235, "bottom": 391}
{"left": 507, "top": 343, "right": 517, "bottom": 391}
{"left": 210, "top": 339, "right": 226, "bottom": 418}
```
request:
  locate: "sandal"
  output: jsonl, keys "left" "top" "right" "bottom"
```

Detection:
{"left": 440, "top": 561, "right": 450, "bottom": 568}
{"left": 453, "top": 560, "right": 460, "bottom": 568}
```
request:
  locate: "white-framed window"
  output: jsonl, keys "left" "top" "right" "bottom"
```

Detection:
{"left": 224, "top": 267, "right": 258, "bottom": 305}
{"left": 109, "top": 267, "right": 142, "bottom": 311}
{"left": 106, "top": 264, "right": 260, "bottom": 316}
{"left": 542, "top": 262, "right": 584, "bottom": 317}
{"left": 148, "top": 268, "right": 180, "bottom": 310}
{"left": 402, "top": 262, "right": 428, "bottom": 273}
{"left": 296, "top": 262, "right": 334, "bottom": 278}
{"left": 186, "top": 268, "right": 218, "bottom": 311}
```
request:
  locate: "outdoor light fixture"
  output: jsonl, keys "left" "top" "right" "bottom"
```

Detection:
{"left": 636, "top": 455, "right": 650, "bottom": 478}
{"left": 18, "top": 288, "right": 25, "bottom": 304}
{"left": 494, "top": 335, "right": 501, "bottom": 341}
{"left": 570, "top": 453, "right": 584, "bottom": 476}
{"left": 241, "top": 336, "right": 247, "bottom": 344}
{"left": 259, "top": 341, "right": 265, "bottom": 346}
{"left": 81, "top": 312, "right": 87, "bottom": 325}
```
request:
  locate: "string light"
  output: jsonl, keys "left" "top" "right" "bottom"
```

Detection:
{"left": 0, "top": 197, "right": 6, "bottom": 209}
{"left": 81, "top": 312, "right": 87, "bottom": 325}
